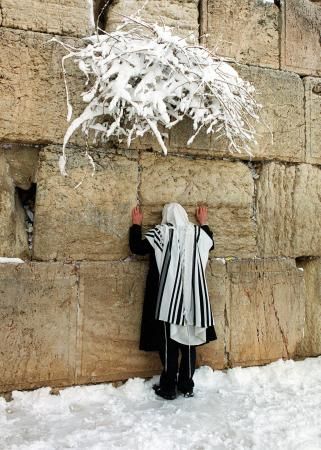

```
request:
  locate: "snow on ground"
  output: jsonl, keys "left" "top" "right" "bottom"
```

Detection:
{"left": 1, "top": 357, "right": 320, "bottom": 450}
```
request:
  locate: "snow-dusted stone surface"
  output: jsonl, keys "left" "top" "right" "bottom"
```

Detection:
{"left": 140, "top": 153, "right": 257, "bottom": 258}
{"left": 0, "top": 258, "right": 24, "bottom": 264}
{"left": 170, "top": 66, "right": 305, "bottom": 163}
{"left": 281, "top": 0, "right": 321, "bottom": 75}
{"left": 297, "top": 258, "right": 321, "bottom": 357}
{"left": 33, "top": 146, "right": 138, "bottom": 261}
{"left": 257, "top": 162, "right": 321, "bottom": 257}
{"left": 205, "top": 0, "right": 279, "bottom": 68}
{"left": 0, "top": 263, "right": 78, "bottom": 393}
{"left": 0, "top": 0, "right": 93, "bottom": 37}
{"left": 76, "top": 261, "right": 162, "bottom": 384}
{"left": 226, "top": 258, "right": 305, "bottom": 366}
{"left": 305, "top": 77, "right": 321, "bottom": 164}
{"left": 0, "top": 149, "right": 29, "bottom": 259}
{"left": 0, "top": 29, "right": 84, "bottom": 145}
{"left": 106, "top": 0, "right": 199, "bottom": 40}
{"left": 1, "top": 357, "right": 320, "bottom": 449}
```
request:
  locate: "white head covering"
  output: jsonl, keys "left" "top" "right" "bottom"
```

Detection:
{"left": 161, "top": 203, "right": 189, "bottom": 227}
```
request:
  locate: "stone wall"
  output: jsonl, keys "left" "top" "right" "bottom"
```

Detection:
{"left": 0, "top": 0, "right": 320, "bottom": 392}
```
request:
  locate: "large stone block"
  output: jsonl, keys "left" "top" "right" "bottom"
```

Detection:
{"left": 140, "top": 153, "right": 257, "bottom": 258}
{"left": 281, "top": 0, "right": 321, "bottom": 75}
{"left": 0, "top": 0, "right": 93, "bottom": 37}
{"left": 76, "top": 261, "right": 161, "bottom": 384}
{"left": 205, "top": 0, "right": 279, "bottom": 68}
{"left": 170, "top": 66, "right": 305, "bottom": 163}
{"left": 0, "top": 262, "right": 78, "bottom": 392}
{"left": 305, "top": 77, "right": 321, "bottom": 164}
{"left": 296, "top": 258, "right": 321, "bottom": 357}
{"left": 106, "top": 0, "right": 199, "bottom": 40}
{"left": 33, "top": 146, "right": 138, "bottom": 261}
{"left": 0, "top": 149, "right": 29, "bottom": 259}
{"left": 227, "top": 258, "right": 305, "bottom": 366}
{"left": 257, "top": 162, "right": 321, "bottom": 257}
{"left": 198, "top": 259, "right": 230, "bottom": 370}
{"left": 0, "top": 28, "right": 83, "bottom": 145}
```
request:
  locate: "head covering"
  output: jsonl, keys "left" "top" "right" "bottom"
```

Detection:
{"left": 161, "top": 203, "right": 189, "bottom": 227}
{"left": 144, "top": 202, "right": 214, "bottom": 346}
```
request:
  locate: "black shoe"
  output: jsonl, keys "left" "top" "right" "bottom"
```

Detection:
{"left": 182, "top": 390, "right": 194, "bottom": 398}
{"left": 153, "top": 384, "right": 176, "bottom": 400}
{"left": 177, "top": 387, "right": 194, "bottom": 398}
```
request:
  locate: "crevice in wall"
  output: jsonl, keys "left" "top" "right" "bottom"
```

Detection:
{"left": 295, "top": 256, "right": 319, "bottom": 269}
{"left": 15, "top": 183, "right": 37, "bottom": 254}
{"left": 270, "top": 288, "right": 290, "bottom": 358}
{"left": 95, "top": 0, "right": 116, "bottom": 31}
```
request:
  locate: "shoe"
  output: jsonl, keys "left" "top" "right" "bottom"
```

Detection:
{"left": 152, "top": 384, "right": 176, "bottom": 400}
{"left": 177, "top": 387, "right": 194, "bottom": 398}
{"left": 182, "top": 390, "right": 194, "bottom": 398}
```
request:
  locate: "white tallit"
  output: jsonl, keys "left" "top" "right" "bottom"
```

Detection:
{"left": 145, "top": 203, "right": 214, "bottom": 345}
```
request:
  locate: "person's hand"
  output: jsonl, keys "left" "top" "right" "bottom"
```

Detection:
{"left": 131, "top": 206, "right": 143, "bottom": 225}
{"left": 196, "top": 206, "right": 208, "bottom": 225}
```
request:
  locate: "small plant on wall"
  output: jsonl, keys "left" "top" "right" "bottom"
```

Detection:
{"left": 53, "top": 15, "right": 261, "bottom": 175}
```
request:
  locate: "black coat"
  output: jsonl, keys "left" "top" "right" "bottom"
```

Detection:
{"left": 129, "top": 224, "right": 217, "bottom": 351}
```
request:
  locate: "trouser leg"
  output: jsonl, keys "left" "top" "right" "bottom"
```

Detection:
{"left": 159, "top": 324, "right": 179, "bottom": 392}
{"left": 177, "top": 345, "right": 196, "bottom": 393}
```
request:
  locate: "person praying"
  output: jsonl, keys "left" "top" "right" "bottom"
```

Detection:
{"left": 129, "top": 203, "right": 217, "bottom": 400}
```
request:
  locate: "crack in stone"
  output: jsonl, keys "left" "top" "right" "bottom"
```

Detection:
{"left": 224, "top": 299, "right": 231, "bottom": 368}
{"left": 270, "top": 287, "right": 290, "bottom": 358}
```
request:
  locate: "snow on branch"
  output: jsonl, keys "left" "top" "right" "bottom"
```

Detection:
{"left": 53, "top": 16, "right": 261, "bottom": 175}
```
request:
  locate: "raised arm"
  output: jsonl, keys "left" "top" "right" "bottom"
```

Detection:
{"left": 129, "top": 206, "right": 153, "bottom": 255}
{"left": 196, "top": 206, "right": 214, "bottom": 251}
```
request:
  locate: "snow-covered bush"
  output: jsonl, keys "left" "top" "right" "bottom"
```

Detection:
{"left": 53, "top": 16, "right": 261, "bottom": 175}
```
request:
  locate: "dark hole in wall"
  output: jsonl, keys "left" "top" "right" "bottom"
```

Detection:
{"left": 94, "top": 0, "right": 115, "bottom": 30}
{"left": 15, "top": 183, "right": 37, "bottom": 252}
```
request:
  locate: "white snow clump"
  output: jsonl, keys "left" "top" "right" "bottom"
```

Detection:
{"left": 53, "top": 16, "right": 261, "bottom": 175}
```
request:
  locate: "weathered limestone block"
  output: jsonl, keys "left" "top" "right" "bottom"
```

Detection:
{"left": 33, "top": 146, "right": 138, "bottom": 261}
{"left": 170, "top": 66, "right": 305, "bottom": 163}
{"left": 227, "top": 258, "right": 305, "bottom": 366}
{"left": 198, "top": 259, "right": 230, "bottom": 370}
{"left": 305, "top": 77, "right": 321, "bottom": 164}
{"left": 76, "top": 261, "right": 161, "bottom": 384}
{"left": 140, "top": 153, "right": 257, "bottom": 257}
{"left": 296, "top": 258, "right": 321, "bottom": 357}
{"left": 0, "top": 262, "right": 78, "bottom": 392}
{"left": 281, "top": 0, "right": 321, "bottom": 75}
{"left": 3, "top": 144, "right": 39, "bottom": 190}
{"left": 257, "top": 162, "right": 321, "bottom": 257}
{"left": 205, "top": 0, "right": 279, "bottom": 68}
{"left": 0, "top": 149, "right": 29, "bottom": 258}
{"left": 0, "top": 28, "right": 83, "bottom": 145}
{"left": 106, "top": 0, "right": 199, "bottom": 39}
{"left": 0, "top": 0, "right": 93, "bottom": 37}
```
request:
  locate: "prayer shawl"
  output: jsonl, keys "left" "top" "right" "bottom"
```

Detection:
{"left": 145, "top": 203, "right": 214, "bottom": 345}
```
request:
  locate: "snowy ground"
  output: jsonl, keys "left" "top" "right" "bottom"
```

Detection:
{"left": 1, "top": 357, "right": 320, "bottom": 450}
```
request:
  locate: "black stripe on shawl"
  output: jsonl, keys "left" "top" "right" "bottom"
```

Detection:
{"left": 145, "top": 230, "right": 163, "bottom": 252}
{"left": 155, "top": 228, "right": 173, "bottom": 319}
{"left": 171, "top": 275, "right": 183, "bottom": 324}
{"left": 198, "top": 248, "right": 213, "bottom": 326}
{"left": 168, "top": 255, "right": 181, "bottom": 322}
{"left": 192, "top": 226, "right": 200, "bottom": 324}
{"left": 198, "top": 263, "right": 205, "bottom": 327}
{"left": 175, "top": 290, "right": 185, "bottom": 326}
